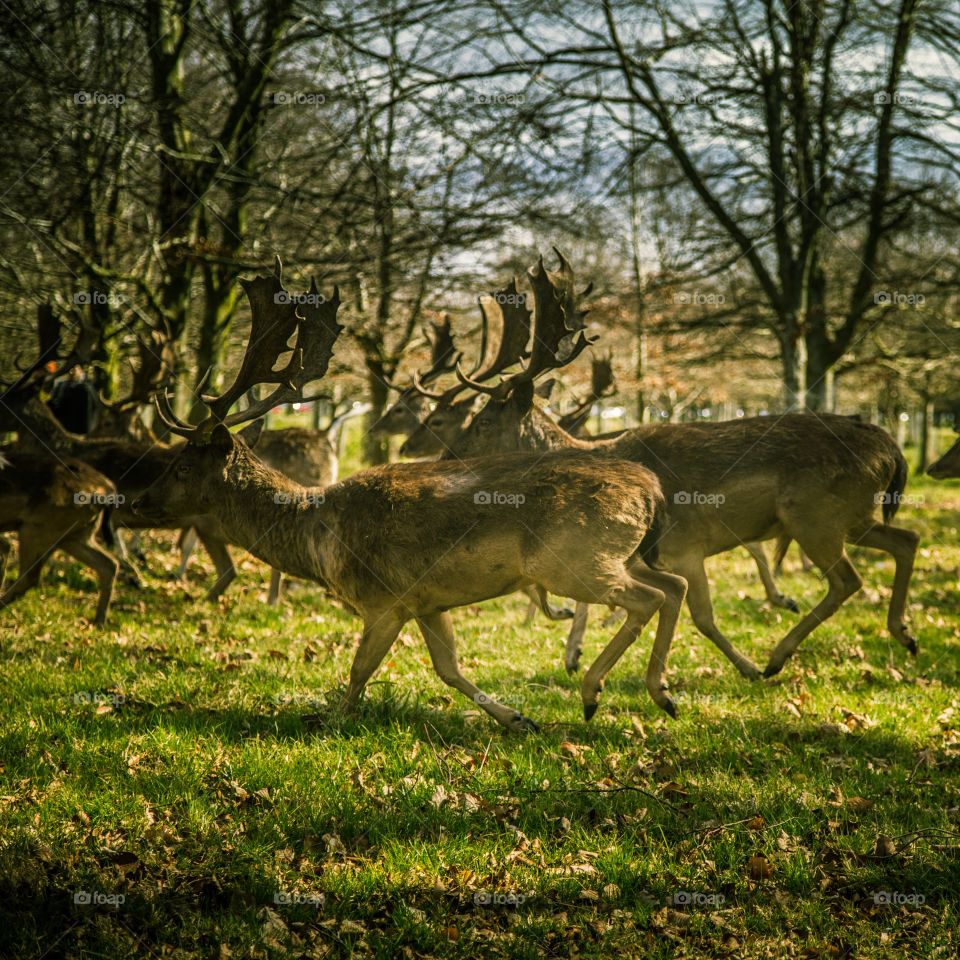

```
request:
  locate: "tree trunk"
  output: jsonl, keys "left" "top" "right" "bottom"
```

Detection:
{"left": 917, "top": 396, "right": 934, "bottom": 472}
{"left": 364, "top": 362, "right": 390, "bottom": 465}
{"left": 782, "top": 330, "right": 807, "bottom": 412}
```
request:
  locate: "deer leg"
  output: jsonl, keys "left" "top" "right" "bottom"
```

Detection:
{"left": 268, "top": 568, "right": 283, "bottom": 605}
{"left": 521, "top": 585, "right": 538, "bottom": 626}
{"left": 743, "top": 541, "right": 798, "bottom": 612}
{"left": 196, "top": 533, "right": 236, "bottom": 601}
{"left": 417, "top": 611, "right": 540, "bottom": 733}
{"left": 674, "top": 558, "right": 763, "bottom": 679}
{"left": 581, "top": 571, "right": 677, "bottom": 720}
{"left": 564, "top": 602, "right": 590, "bottom": 674}
{"left": 343, "top": 613, "right": 405, "bottom": 715}
{"left": 763, "top": 548, "right": 862, "bottom": 677}
{"left": 847, "top": 523, "right": 919, "bottom": 655}
{"left": 61, "top": 534, "right": 118, "bottom": 626}
{"left": 0, "top": 531, "right": 55, "bottom": 613}
{"left": 176, "top": 527, "right": 198, "bottom": 580}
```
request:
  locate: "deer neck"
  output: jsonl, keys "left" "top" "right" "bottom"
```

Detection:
{"left": 213, "top": 458, "right": 331, "bottom": 584}
{"left": 526, "top": 405, "right": 594, "bottom": 452}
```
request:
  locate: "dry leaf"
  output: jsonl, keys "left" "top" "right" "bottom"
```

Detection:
{"left": 747, "top": 855, "right": 772, "bottom": 880}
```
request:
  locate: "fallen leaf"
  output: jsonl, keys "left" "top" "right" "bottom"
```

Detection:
{"left": 747, "top": 855, "right": 772, "bottom": 880}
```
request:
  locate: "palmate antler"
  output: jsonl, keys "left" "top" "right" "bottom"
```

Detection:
{"left": 457, "top": 248, "right": 595, "bottom": 398}
{"left": 412, "top": 277, "right": 532, "bottom": 403}
{"left": 156, "top": 257, "right": 343, "bottom": 438}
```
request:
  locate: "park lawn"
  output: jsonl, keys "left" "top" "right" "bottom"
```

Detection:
{"left": 1, "top": 473, "right": 960, "bottom": 959}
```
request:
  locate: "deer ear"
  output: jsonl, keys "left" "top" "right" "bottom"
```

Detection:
{"left": 210, "top": 423, "right": 235, "bottom": 453}
{"left": 238, "top": 419, "right": 265, "bottom": 449}
{"left": 510, "top": 379, "right": 535, "bottom": 414}
{"left": 535, "top": 377, "right": 557, "bottom": 400}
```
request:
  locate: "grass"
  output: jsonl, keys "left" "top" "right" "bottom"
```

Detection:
{"left": 2, "top": 466, "right": 960, "bottom": 958}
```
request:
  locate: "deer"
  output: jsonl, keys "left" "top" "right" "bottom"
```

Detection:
{"left": 927, "top": 433, "right": 960, "bottom": 479}
{"left": 445, "top": 250, "right": 920, "bottom": 679}
{"left": 368, "top": 316, "right": 462, "bottom": 441}
{"left": 131, "top": 258, "right": 688, "bottom": 730}
{"left": 0, "top": 445, "right": 118, "bottom": 626}
{"left": 90, "top": 328, "right": 176, "bottom": 442}
{"left": 0, "top": 317, "right": 244, "bottom": 601}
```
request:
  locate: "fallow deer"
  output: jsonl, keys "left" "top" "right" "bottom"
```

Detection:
{"left": 132, "top": 258, "right": 688, "bottom": 729}
{"left": 0, "top": 449, "right": 118, "bottom": 624}
{"left": 368, "top": 316, "right": 461, "bottom": 440}
{"left": 446, "top": 250, "right": 920, "bottom": 679}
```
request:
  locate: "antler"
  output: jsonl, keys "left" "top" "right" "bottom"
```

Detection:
{"left": 423, "top": 315, "right": 461, "bottom": 383}
{"left": 457, "top": 249, "right": 595, "bottom": 398}
{"left": 452, "top": 278, "right": 533, "bottom": 395}
{"left": 590, "top": 352, "right": 616, "bottom": 400}
{"left": 102, "top": 329, "right": 177, "bottom": 411}
{"left": 156, "top": 257, "right": 343, "bottom": 437}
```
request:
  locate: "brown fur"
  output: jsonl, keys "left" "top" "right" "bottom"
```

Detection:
{"left": 446, "top": 401, "right": 919, "bottom": 677}
{"left": 927, "top": 436, "right": 960, "bottom": 479}
{"left": 0, "top": 450, "right": 118, "bottom": 624}
{"left": 133, "top": 432, "right": 688, "bottom": 729}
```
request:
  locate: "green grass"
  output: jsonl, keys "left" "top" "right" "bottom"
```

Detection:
{"left": 2, "top": 475, "right": 960, "bottom": 958}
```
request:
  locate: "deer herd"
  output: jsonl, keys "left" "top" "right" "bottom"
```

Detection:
{"left": 1, "top": 250, "right": 954, "bottom": 733}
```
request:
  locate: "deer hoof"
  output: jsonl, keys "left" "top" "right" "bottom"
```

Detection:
{"left": 905, "top": 634, "right": 919, "bottom": 656}
{"left": 555, "top": 606, "right": 575, "bottom": 620}
{"left": 781, "top": 597, "right": 799, "bottom": 613}
{"left": 737, "top": 661, "right": 763, "bottom": 680}
{"left": 509, "top": 713, "right": 539, "bottom": 733}
{"left": 565, "top": 659, "right": 581, "bottom": 675}
{"left": 762, "top": 661, "right": 783, "bottom": 678}
{"left": 583, "top": 702, "right": 598, "bottom": 721}
{"left": 661, "top": 695, "right": 678, "bottom": 719}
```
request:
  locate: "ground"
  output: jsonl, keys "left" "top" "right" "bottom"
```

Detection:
{"left": 1, "top": 454, "right": 959, "bottom": 959}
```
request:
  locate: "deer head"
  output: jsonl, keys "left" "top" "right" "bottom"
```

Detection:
{"left": 445, "top": 249, "right": 595, "bottom": 458}
{"left": 401, "top": 277, "right": 534, "bottom": 457}
{"left": 137, "top": 258, "right": 342, "bottom": 520}
{"left": 369, "top": 315, "right": 461, "bottom": 438}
